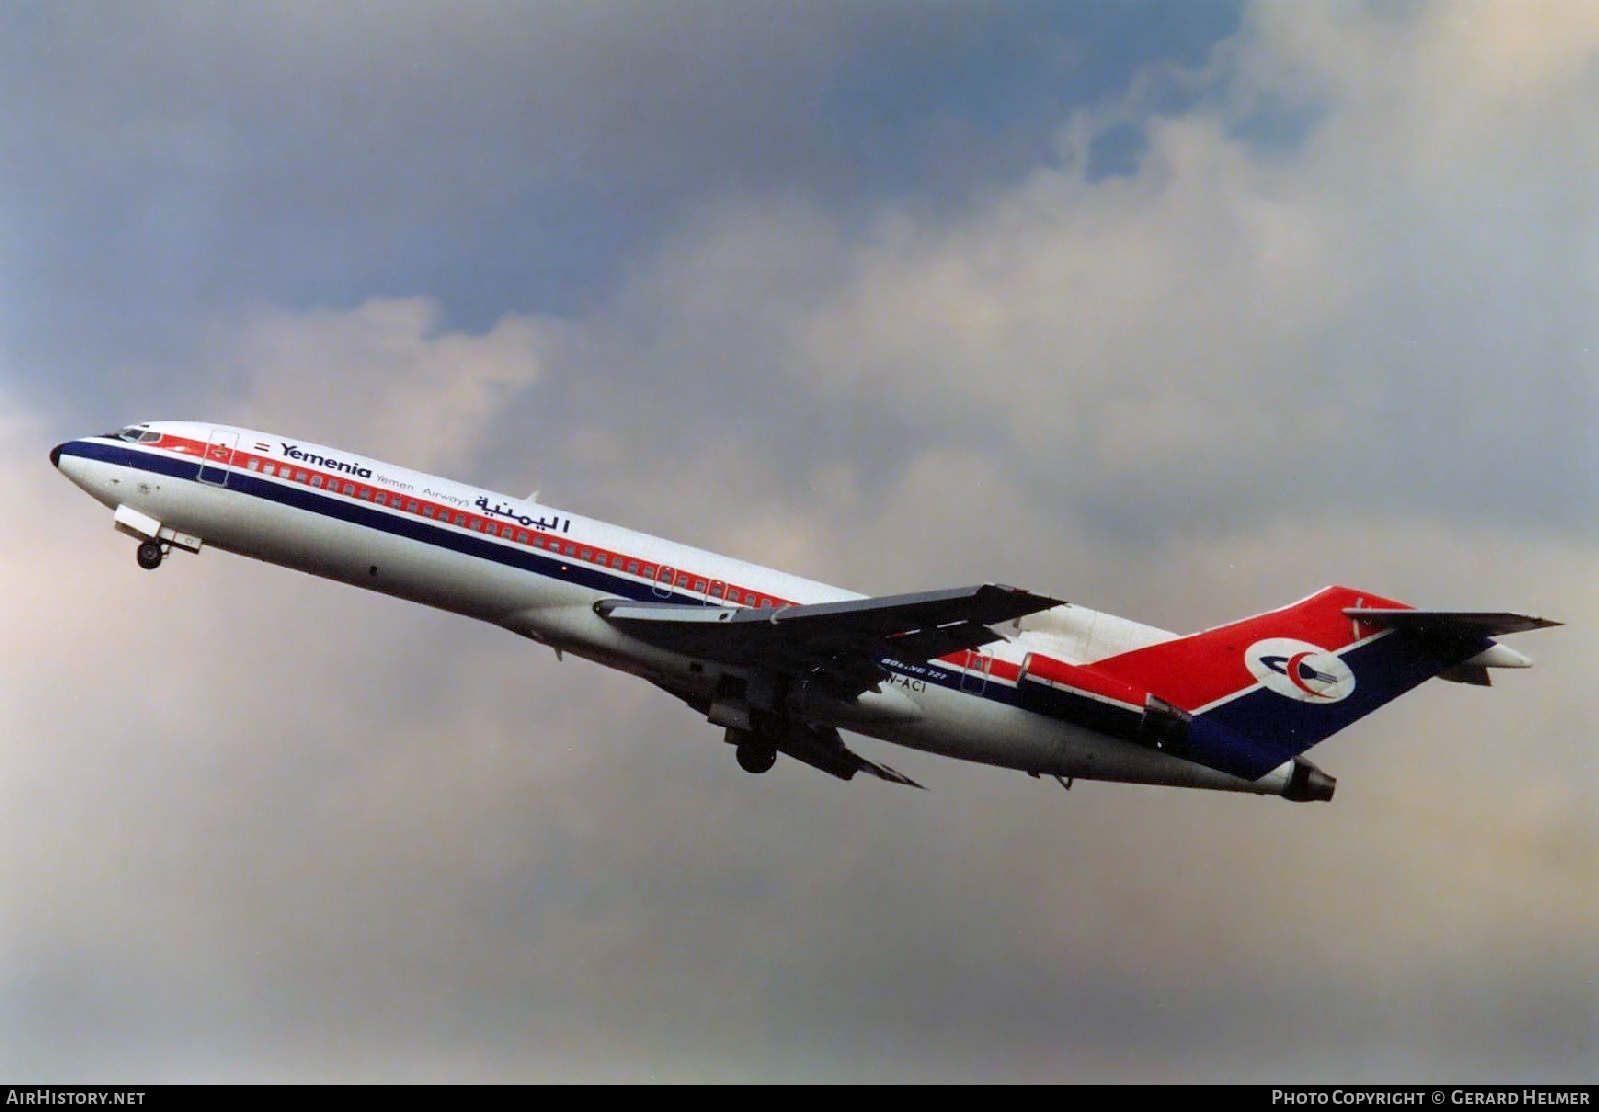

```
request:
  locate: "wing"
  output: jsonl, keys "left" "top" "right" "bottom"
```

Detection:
{"left": 598, "top": 582, "right": 1062, "bottom": 697}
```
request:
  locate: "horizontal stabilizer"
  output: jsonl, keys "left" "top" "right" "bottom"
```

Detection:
{"left": 1343, "top": 609, "right": 1560, "bottom": 638}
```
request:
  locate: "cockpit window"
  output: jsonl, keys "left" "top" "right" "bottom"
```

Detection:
{"left": 102, "top": 425, "right": 152, "bottom": 443}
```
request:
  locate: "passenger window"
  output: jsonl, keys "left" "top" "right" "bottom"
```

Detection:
{"left": 296, "top": 471, "right": 309, "bottom": 482}
{"left": 422, "top": 506, "right": 435, "bottom": 518}
{"left": 246, "top": 460, "right": 260, "bottom": 471}
{"left": 517, "top": 531, "right": 528, "bottom": 543}
{"left": 310, "top": 476, "right": 323, "bottom": 487}
{"left": 359, "top": 489, "right": 372, "bottom": 500}
{"left": 263, "top": 464, "right": 276, "bottom": 476}
{"left": 627, "top": 562, "right": 639, "bottom": 574}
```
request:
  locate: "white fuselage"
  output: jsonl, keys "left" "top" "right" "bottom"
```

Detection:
{"left": 53, "top": 421, "right": 1298, "bottom": 797}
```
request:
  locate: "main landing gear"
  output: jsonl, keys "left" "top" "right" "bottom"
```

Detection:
{"left": 736, "top": 742, "right": 777, "bottom": 774}
{"left": 727, "top": 727, "right": 778, "bottom": 774}
{"left": 136, "top": 540, "right": 165, "bottom": 570}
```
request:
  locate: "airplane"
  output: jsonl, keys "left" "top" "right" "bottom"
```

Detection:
{"left": 51, "top": 421, "right": 1558, "bottom": 802}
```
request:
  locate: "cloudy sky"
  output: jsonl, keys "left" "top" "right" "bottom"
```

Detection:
{"left": 4, "top": 0, "right": 1596, "bottom": 1083}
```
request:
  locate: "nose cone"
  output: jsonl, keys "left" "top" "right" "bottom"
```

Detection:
{"left": 50, "top": 442, "right": 64, "bottom": 469}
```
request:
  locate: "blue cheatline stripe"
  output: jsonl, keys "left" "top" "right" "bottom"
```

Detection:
{"left": 63, "top": 441, "right": 1046, "bottom": 716}
{"left": 63, "top": 440, "right": 677, "bottom": 604}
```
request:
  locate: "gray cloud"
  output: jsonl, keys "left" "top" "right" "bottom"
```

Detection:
{"left": 3, "top": 1, "right": 1236, "bottom": 421}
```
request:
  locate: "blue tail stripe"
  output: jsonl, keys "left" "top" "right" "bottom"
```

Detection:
{"left": 1192, "top": 631, "right": 1489, "bottom": 778}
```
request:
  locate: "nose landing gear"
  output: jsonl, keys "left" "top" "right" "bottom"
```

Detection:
{"left": 136, "top": 540, "right": 165, "bottom": 570}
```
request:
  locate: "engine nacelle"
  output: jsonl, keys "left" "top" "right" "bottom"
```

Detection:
{"left": 1018, "top": 652, "right": 1173, "bottom": 743}
{"left": 1283, "top": 758, "right": 1337, "bottom": 802}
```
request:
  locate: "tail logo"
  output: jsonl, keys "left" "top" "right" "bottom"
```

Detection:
{"left": 1245, "top": 638, "right": 1356, "bottom": 704}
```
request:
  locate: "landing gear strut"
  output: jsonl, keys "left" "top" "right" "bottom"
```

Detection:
{"left": 136, "top": 540, "right": 164, "bottom": 570}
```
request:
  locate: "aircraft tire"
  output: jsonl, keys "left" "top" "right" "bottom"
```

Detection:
{"left": 136, "top": 541, "right": 163, "bottom": 570}
{"left": 735, "top": 741, "right": 777, "bottom": 774}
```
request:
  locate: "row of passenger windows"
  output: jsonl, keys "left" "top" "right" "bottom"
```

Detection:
{"left": 242, "top": 457, "right": 784, "bottom": 608}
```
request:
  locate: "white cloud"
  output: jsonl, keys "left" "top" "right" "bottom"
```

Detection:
{"left": 530, "top": 0, "right": 1597, "bottom": 542}
{"left": 211, "top": 297, "right": 545, "bottom": 474}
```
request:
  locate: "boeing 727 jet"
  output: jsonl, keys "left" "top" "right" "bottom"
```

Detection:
{"left": 51, "top": 422, "right": 1558, "bottom": 802}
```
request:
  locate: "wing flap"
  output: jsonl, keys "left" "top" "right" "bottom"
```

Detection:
{"left": 775, "top": 723, "right": 926, "bottom": 788}
{"left": 597, "top": 582, "right": 1061, "bottom": 693}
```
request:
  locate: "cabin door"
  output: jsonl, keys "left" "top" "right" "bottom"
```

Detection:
{"left": 198, "top": 429, "right": 238, "bottom": 487}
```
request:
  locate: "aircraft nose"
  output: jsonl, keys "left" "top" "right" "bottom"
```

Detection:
{"left": 50, "top": 442, "right": 64, "bottom": 469}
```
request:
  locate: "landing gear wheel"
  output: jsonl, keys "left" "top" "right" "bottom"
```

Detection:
{"left": 735, "top": 741, "right": 778, "bottom": 774}
{"left": 136, "top": 540, "right": 164, "bottom": 570}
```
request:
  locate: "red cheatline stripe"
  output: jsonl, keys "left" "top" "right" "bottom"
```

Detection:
{"left": 147, "top": 433, "right": 798, "bottom": 612}
{"left": 1020, "top": 653, "right": 1147, "bottom": 708}
{"left": 145, "top": 432, "right": 1029, "bottom": 679}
